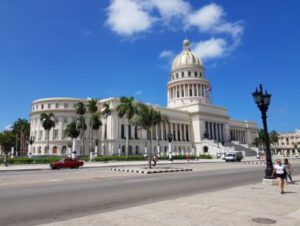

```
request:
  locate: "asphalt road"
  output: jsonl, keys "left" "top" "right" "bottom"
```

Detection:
{"left": 1, "top": 163, "right": 299, "bottom": 226}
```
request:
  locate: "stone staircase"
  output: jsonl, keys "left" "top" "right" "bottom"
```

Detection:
{"left": 224, "top": 142, "right": 257, "bottom": 157}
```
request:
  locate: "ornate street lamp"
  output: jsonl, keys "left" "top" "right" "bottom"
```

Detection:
{"left": 28, "top": 136, "right": 35, "bottom": 158}
{"left": 167, "top": 133, "right": 173, "bottom": 161}
{"left": 252, "top": 84, "right": 274, "bottom": 179}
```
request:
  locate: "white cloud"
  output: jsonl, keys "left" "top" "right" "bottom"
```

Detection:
{"left": 188, "top": 3, "right": 223, "bottom": 32}
{"left": 105, "top": 1, "right": 244, "bottom": 61}
{"left": 106, "top": 0, "right": 154, "bottom": 36}
{"left": 4, "top": 124, "right": 12, "bottom": 131}
{"left": 159, "top": 50, "right": 175, "bottom": 59}
{"left": 150, "top": 0, "right": 190, "bottom": 26}
{"left": 192, "top": 38, "right": 227, "bottom": 60}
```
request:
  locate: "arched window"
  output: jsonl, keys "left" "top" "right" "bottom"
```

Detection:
{"left": 62, "top": 146, "right": 67, "bottom": 154}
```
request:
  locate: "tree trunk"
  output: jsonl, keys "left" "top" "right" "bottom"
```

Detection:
{"left": 148, "top": 130, "right": 152, "bottom": 169}
{"left": 72, "top": 138, "right": 76, "bottom": 159}
{"left": 126, "top": 124, "right": 129, "bottom": 160}
{"left": 47, "top": 130, "right": 50, "bottom": 155}
{"left": 89, "top": 128, "right": 92, "bottom": 157}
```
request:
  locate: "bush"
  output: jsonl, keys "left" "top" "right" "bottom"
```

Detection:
{"left": 94, "top": 155, "right": 145, "bottom": 162}
{"left": 198, "top": 154, "right": 213, "bottom": 159}
{"left": 79, "top": 156, "right": 90, "bottom": 162}
{"left": 1, "top": 156, "right": 61, "bottom": 164}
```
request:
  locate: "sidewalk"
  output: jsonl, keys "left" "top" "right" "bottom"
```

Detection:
{"left": 0, "top": 159, "right": 224, "bottom": 172}
{"left": 40, "top": 177, "right": 300, "bottom": 226}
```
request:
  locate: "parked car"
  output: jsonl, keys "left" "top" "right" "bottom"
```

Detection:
{"left": 224, "top": 151, "right": 243, "bottom": 162}
{"left": 50, "top": 158, "right": 84, "bottom": 170}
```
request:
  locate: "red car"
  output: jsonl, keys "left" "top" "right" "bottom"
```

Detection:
{"left": 50, "top": 158, "right": 84, "bottom": 170}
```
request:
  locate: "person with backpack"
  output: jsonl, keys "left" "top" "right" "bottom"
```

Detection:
{"left": 284, "top": 158, "right": 293, "bottom": 184}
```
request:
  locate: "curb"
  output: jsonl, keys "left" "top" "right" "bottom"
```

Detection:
{"left": 110, "top": 168, "right": 193, "bottom": 174}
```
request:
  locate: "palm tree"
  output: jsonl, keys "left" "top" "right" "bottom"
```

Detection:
{"left": 101, "top": 102, "right": 111, "bottom": 155}
{"left": 90, "top": 113, "right": 102, "bottom": 157}
{"left": 130, "top": 103, "right": 168, "bottom": 169}
{"left": 116, "top": 97, "right": 137, "bottom": 159}
{"left": 40, "top": 113, "right": 55, "bottom": 155}
{"left": 11, "top": 118, "right": 30, "bottom": 156}
{"left": 65, "top": 121, "right": 80, "bottom": 159}
{"left": 87, "top": 99, "right": 98, "bottom": 155}
{"left": 75, "top": 102, "right": 87, "bottom": 156}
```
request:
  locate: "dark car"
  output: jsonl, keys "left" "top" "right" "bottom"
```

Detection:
{"left": 50, "top": 158, "right": 84, "bottom": 170}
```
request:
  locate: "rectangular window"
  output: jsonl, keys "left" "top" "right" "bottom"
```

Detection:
{"left": 104, "top": 125, "right": 107, "bottom": 139}
{"left": 195, "top": 72, "right": 197, "bottom": 77}
{"left": 63, "top": 117, "right": 68, "bottom": 124}
{"left": 188, "top": 71, "right": 191, "bottom": 77}
{"left": 41, "top": 104, "right": 44, "bottom": 109}
{"left": 64, "top": 103, "right": 68, "bottom": 108}
{"left": 134, "top": 126, "right": 139, "bottom": 139}
{"left": 177, "top": 124, "right": 181, "bottom": 141}
{"left": 128, "top": 125, "right": 132, "bottom": 139}
{"left": 55, "top": 103, "right": 59, "bottom": 108}
{"left": 186, "top": 125, "right": 189, "bottom": 141}
{"left": 163, "top": 123, "right": 167, "bottom": 141}
{"left": 54, "top": 117, "right": 59, "bottom": 124}
{"left": 173, "top": 124, "right": 176, "bottom": 141}
{"left": 53, "top": 130, "right": 59, "bottom": 140}
{"left": 48, "top": 103, "right": 51, "bottom": 109}
{"left": 38, "top": 131, "right": 42, "bottom": 140}
{"left": 121, "top": 124, "right": 125, "bottom": 139}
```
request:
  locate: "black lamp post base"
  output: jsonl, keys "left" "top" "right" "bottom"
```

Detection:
{"left": 265, "top": 167, "right": 276, "bottom": 179}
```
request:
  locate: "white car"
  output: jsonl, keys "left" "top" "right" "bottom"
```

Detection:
{"left": 225, "top": 152, "right": 243, "bottom": 162}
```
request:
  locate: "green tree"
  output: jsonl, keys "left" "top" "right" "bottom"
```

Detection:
{"left": 64, "top": 121, "right": 80, "bottom": 158}
{"left": 40, "top": 113, "right": 55, "bottom": 154}
{"left": 87, "top": 99, "right": 99, "bottom": 155}
{"left": 90, "top": 113, "right": 102, "bottom": 156}
{"left": 116, "top": 97, "right": 137, "bottom": 159}
{"left": 11, "top": 118, "right": 30, "bottom": 156}
{"left": 0, "top": 131, "right": 16, "bottom": 154}
{"left": 269, "top": 130, "right": 279, "bottom": 146}
{"left": 253, "top": 129, "right": 279, "bottom": 151}
{"left": 75, "top": 102, "right": 87, "bottom": 156}
{"left": 130, "top": 103, "right": 168, "bottom": 169}
{"left": 101, "top": 102, "right": 111, "bottom": 155}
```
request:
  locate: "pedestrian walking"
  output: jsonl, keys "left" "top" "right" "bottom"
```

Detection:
{"left": 152, "top": 155, "right": 157, "bottom": 166}
{"left": 272, "top": 159, "right": 286, "bottom": 194}
{"left": 284, "top": 158, "right": 293, "bottom": 184}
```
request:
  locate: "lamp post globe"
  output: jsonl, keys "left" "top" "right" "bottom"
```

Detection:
{"left": 252, "top": 84, "right": 274, "bottom": 179}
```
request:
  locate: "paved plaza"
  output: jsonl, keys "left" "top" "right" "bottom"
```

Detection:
{"left": 40, "top": 176, "right": 300, "bottom": 226}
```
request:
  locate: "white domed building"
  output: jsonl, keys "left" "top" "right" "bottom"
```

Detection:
{"left": 29, "top": 40, "right": 258, "bottom": 158}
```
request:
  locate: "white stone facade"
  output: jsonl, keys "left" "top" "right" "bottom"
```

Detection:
{"left": 272, "top": 130, "right": 300, "bottom": 156}
{"left": 29, "top": 40, "right": 258, "bottom": 158}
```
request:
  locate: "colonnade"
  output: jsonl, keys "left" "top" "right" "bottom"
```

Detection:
{"left": 168, "top": 83, "right": 209, "bottom": 99}
{"left": 205, "top": 122, "right": 225, "bottom": 142}
{"left": 230, "top": 129, "right": 246, "bottom": 144}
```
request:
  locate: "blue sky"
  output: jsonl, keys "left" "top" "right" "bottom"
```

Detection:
{"left": 0, "top": 0, "right": 299, "bottom": 132}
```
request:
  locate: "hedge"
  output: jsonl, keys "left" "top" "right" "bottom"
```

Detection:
{"left": 94, "top": 155, "right": 145, "bottom": 162}
{"left": 0, "top": 156, "right": 61, "bottom": 165}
